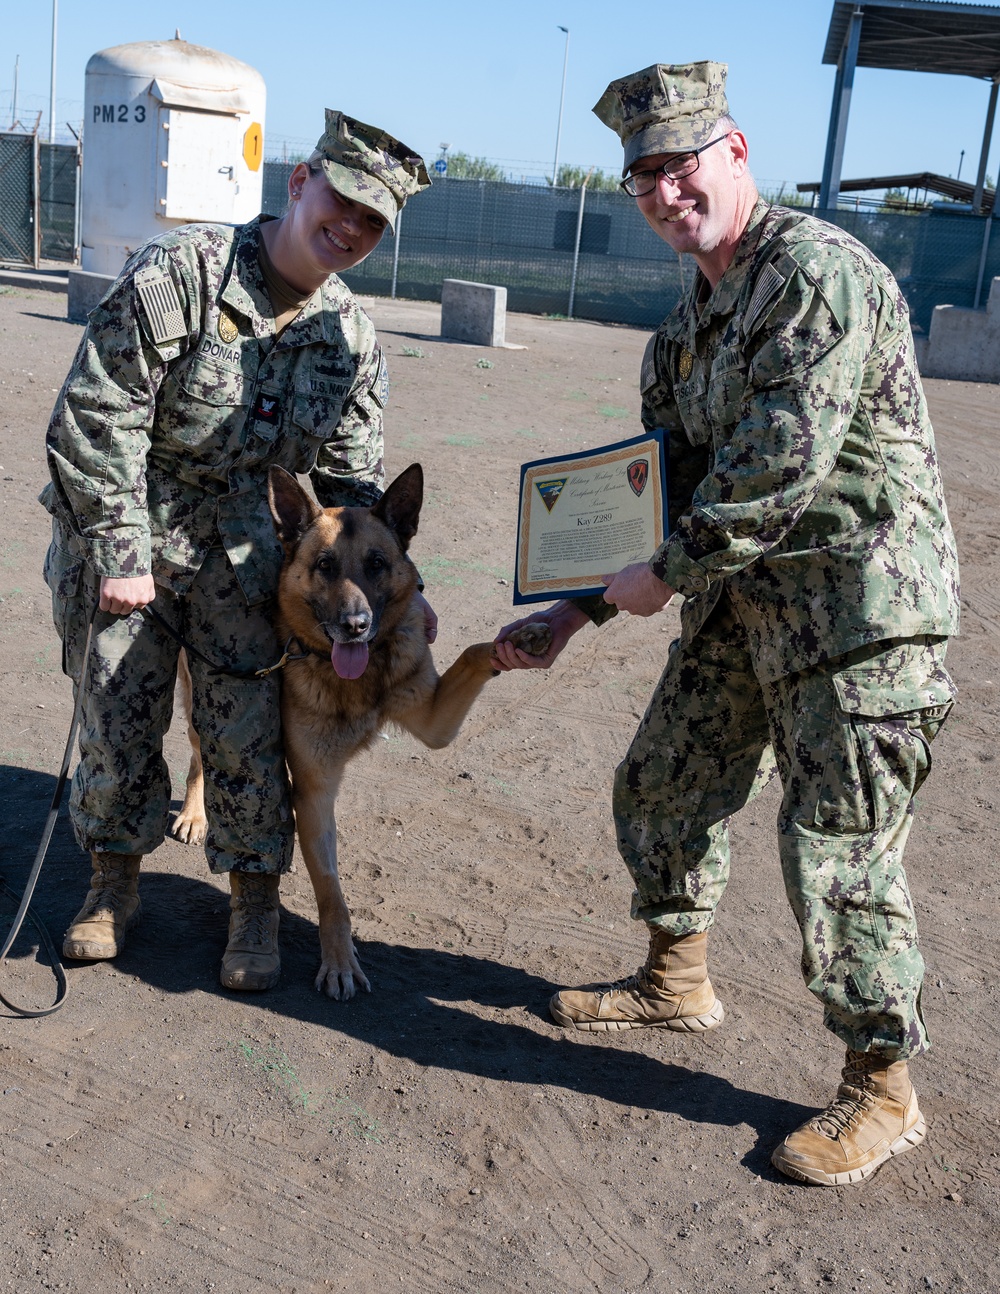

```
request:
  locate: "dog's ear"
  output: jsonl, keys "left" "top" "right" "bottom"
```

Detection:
{"left": 268, "top": 466, "right": 322, "bottom": 550}
{"left": 371, "top": 463, "right": 423, "bottom": 550}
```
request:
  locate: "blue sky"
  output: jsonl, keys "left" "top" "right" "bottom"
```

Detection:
{"left": 3, "top": 0, "right": 998, "bottom": 191}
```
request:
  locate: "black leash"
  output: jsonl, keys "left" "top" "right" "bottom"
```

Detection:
{"left": 0, "top": 600, "right": 316, "bottom": 1019}
{"left": 0, "top": 611, "right": 98, "bottom": 1017}
{"left": 141, "top": 604, "right": 314, "bottom": 678}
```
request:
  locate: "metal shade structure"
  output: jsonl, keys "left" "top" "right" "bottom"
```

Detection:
{"left": 820, "top": 0, "right": 1000, "bottom": 212}
{"left": 799, "top": 168, "right": 997, "bottom": 209}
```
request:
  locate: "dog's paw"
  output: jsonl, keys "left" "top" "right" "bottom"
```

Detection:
{"left": 170, "top": 807, "right": 207, "bottom": 846}
{"left": 506, "top": 622, "right": 553, "bottom": 657}
{"left": 315, "top": 956, "right": 372, "bottom": 1001}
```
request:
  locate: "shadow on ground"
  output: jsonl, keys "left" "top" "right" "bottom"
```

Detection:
{"left": 1, "top": 761, "right": 810, "bottom": 1181}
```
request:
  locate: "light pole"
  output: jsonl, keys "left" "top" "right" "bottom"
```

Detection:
{"left": 49, "top": 0, "right": 58, "bottom": 143}
{"left": 552, "top": 25, "right": 569, "bottom": 187}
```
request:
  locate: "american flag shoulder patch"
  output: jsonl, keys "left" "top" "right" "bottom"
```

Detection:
{"left": 135, "top": 268, "right": 185, "bottom": 345}
{"left": 742, "top": 263, "right": 785, "bottom": 338}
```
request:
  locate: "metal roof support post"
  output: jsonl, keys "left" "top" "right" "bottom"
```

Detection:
{"left": 818, "top": 5, "right": 864, "bottom": 211}
{"left": 971, "top": 77, "right": 1000, "bottom": 216}
{"left": 973, "top": 212, "right": 994, "bottom": 309}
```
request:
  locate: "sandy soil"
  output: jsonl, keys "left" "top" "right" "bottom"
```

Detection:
{"left": 0, "top": 285, "right": 997, "bottom": 1294}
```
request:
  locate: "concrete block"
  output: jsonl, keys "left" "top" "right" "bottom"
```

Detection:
{"left": 68, "top": 268, "right": 116, "bottom": 324}
{"left": 917, "top": 275, "right": 1000, "bottom": 383}
{"left": 441, "top": 278, "right": 506, "bottom": 347}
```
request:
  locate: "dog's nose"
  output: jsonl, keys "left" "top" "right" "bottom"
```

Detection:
{"left": 342, "top": 613, "right": 371, "bottom": 638}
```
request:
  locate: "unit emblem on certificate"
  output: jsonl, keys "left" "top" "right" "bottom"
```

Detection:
{"left": 534, "top": 478, "right": 568, "bottom": 512}
{"left": 627, "top": 460, "right": 649, "bottom": 497}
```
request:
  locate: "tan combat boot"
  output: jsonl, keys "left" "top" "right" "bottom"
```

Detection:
{"left": 549, "top": 927, "right": 724, "bottom": 1032}
{"left": 62, "top": 852, "right": 142, "bottom": 960}
{"left": 771, "top": 1049, "right": 926, "bottom": 1186}
{"left": 220, "top": 872, "right": 281, "bottom": 992}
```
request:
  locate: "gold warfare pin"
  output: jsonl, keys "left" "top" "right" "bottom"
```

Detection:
{"left": 678, "top": 348, "right": 694, "bottom": 381}
{"left": 218, "top": 309, "right": 239, "bottom": 344}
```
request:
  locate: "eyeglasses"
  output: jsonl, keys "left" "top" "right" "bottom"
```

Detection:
{"left": 620, "top": 133, "right": 733, "bottom": 198}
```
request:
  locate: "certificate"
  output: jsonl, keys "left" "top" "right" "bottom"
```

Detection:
{"left": 513, "top": 430, "right": 667, "bottom": 604}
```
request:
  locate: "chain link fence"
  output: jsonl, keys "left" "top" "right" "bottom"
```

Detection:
{"left": 0, "top": 131, "right": 39, "bottom": 266}
{"left": 263, "top": 162, "right": 685, "bottom": 327}
{"left": 5, "top": 149, "right": 1000, "bottom": 333}
{"left": 0, "top": 135, "right": 79, "bottom": 266}
{"left": 39, "top": 143, "right": 79, "bottom": 262}
{"left": 263, "top": 162, "right": 1000, "bottom": 334}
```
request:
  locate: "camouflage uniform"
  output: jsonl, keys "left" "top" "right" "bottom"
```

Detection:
{"left": 606, "top": 200, "right": 960, "bottom": 1059}
{"left": 41, "top": 214, "right": 391, "bottom": 874}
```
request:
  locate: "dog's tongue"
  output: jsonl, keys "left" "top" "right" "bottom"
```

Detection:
{"left": 331, "top": 642, "right": 369, "bottom": 680}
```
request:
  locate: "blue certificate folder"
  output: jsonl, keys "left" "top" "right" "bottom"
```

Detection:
{"left": 512, "top": 428, "right": 667, "bottom": 606}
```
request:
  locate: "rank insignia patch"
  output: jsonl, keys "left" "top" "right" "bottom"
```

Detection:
{"left": 253, "top": 392, "right": 281, "bottom": 424}
{"left": 535, "top": 478, "right": 567, "bottom": 512}
{"left": 627, "top": 459, "right": 649, "bottom": 497}
{"left": 678, "top": 348, "right": 694, "bottom": 381}
{"left": 218, "top": 309, "right": 239, "bottom": 344}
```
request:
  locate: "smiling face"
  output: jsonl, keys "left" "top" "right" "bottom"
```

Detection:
{"left": 631, "top": 128, "right": 757, "bottom": 287}
{"left": 272, "top": 162, "right": 389, "bottom": 293}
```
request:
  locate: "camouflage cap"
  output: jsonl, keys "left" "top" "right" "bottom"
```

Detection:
{"left": 311, "top": 110, "right": 430, "bottom": 232}
{"left": 593, "top": 62, "right": 729, "bottom": 176}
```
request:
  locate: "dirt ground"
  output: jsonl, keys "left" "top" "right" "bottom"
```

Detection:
{"left": 0, "top": 284, "right": 997, "bottom": 1294}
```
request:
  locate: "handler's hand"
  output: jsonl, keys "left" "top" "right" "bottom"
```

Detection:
{"left": 100, "top": 574, "right": 156, "bottom": 616}
{"left": 416, "top": 591, "right": 438, "bottom": 644}
{"left": 492, "top": 599, "right": 589, "bottom": 671}
{"left": 601, "top": 563, "right": 674, "bottom": 617}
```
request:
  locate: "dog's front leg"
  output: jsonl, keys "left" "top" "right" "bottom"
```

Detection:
{"left": 289, "top": 763, "right": 370, "bottom": 1001}
{"left": 400, "top": 624, "right": 553, "bottom": 749}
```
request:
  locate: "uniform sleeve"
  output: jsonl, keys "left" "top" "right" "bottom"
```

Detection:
{"left": 650, "top": 248, "right": 868, "bottom": 596}
{"left": 310, "top": 325, "right": 387, "bottom": 510}
{"left": 42, "top": 246, "right": 197, "bottom": 577}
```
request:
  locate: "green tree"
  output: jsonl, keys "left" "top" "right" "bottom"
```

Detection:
{"left": 443, "top": 152, "right": 508, "bottom": 182}
{"left": 758, "top": 185, "right": 810, "bottom": 208}
{"left": 550, "top": 164, "right": 621, "bottom": 192}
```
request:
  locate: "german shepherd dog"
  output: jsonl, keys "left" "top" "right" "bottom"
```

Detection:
{"left": 172, "top": 464, "right": 549, "bottom": 999}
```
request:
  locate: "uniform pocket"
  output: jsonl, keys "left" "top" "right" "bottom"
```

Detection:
{"left": 707, "top": 344, "right": 747, "bottom": 436}
{"left": 814, "top": 661, "right": 955, "bottom": 834}
{"left": 43, "top": 540, "right": 84, "bottom": 601}
{"left": 157, "top": 356, "right": 249, "bottom": 465}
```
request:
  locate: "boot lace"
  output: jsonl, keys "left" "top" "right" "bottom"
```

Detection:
{"left": 83, "top": 865, "right": 134, "bottom": 916}
{"left": 232, "top": 877, "right": 275, "bottom": 947}
{"left": 813, "top": 1052, "right": 880, "bottom": 1139}
{"left": 597, "top": 963, "right": 654, "bottom": 1000}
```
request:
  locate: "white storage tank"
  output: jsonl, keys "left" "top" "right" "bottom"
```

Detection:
{"left": 81, "top": 37, "right": 266, "bottom": 276}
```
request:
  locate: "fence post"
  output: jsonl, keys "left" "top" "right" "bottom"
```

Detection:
{"left": 390, "top": 207, "right": 402, "bottom": 299}
{"left": 567, "top": 179, "right": 588, "bottom": 319}
{"left": 974, "top": 211, "right": 994, "bottom": 310}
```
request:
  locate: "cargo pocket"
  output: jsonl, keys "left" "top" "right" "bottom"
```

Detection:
{"left": 43, "top": 539, "right": 87, "bottom": 675}
{"left": 814, "top": 661, "right": 956, "bottom": 834}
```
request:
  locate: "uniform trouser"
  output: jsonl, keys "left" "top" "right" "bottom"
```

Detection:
{"left": 46, "top": 537, "right": 294, "bottom": 875}
{"left": 612, "top": 593, "right": 954, "bottom": 1060}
